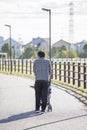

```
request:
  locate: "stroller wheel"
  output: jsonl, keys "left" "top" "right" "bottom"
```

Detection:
{"left": 47, "top": 104, "right": 52, "bottom": 112}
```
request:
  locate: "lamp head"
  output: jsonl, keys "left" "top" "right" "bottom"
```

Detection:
{"left": 42, "top": 8, "right": 51, "bottom": 12}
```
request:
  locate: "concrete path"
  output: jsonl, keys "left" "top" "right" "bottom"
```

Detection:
{"left": 0, "top": 73, "right": 87, "bottom": 130}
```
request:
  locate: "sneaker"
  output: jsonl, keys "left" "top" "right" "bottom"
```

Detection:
{"left": 41, "top": 110, "right": 45, "bottom": 114}
{"left": 35, "top": 110, "right": 40, "bottom": 113}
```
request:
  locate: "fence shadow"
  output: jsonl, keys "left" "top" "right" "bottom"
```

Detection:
{"left": 53, "top": 85, "right": 87, "bottom": 105}
{"left": 24, "top": 114, "right": 87, "bottom": 130}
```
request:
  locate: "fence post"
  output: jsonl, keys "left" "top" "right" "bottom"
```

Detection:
{"left": 8, "top": 60, "right": 9, "bottom": 72}
{"left": 10, "top": 60, "right": 12, "bottom": 74}
{"left": 2, "top": 60, "right": 3, "bottom": 71}
{"left": 64, "top": 62, "right": 66, "bottom": 82}
{"left": 83, "top": 63, "right": 86, "bottom": 89}
{"left": 59, "top": 62, "right": 61, "bottom": 81}
{"left": 26, "top": 60, "right": 28, "bottom": 74}
{"left": 3, "top": 60, "right": 5, "bottom": 71}
{"left": 14, "top": 60, "right": 16, "bottom": 72}
{"left": 55, "top": 62, "right": 57, "bottom": 79}
{"left": 30, "top": 60, "right": 32, "bottom": 75}
{"left": 73, "top": 62, "right": 75, "bottom": 85}
{"left": 5, "top": 60, "right": 6, "bottom": 71}
{"left": 18, "top": 59, "right": 20, "bottom": 72}
{"left": 22, "top": 59, "right": 23, "bottom": 74}
{"left": 78, "top": 63, "right": 81, "bottom": 87}
{"left": 4, "top": 60, "right": 5, "bottom": 71}
{"left": 51, "top": 61, "right": 53, "bottom": 79}
{"left": 0, "top": 59, "right": 1, "bottom": 71}
{"left": 68, "top": 62, "right": 70, "bottom": 83}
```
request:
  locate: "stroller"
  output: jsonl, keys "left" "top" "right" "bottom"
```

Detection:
{"left": 45, "top": 84, "right": 52, "bottom": 111}
{"left": 30, "top": 82, "right": 52, "bottom": 112}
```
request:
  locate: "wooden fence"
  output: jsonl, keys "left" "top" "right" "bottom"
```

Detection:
{"left": 0, "top": 59, "right": 87, "bottom": 89}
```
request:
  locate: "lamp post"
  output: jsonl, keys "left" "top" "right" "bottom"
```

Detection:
{"left": 42, "top": 8, "right": 51, "bottom": 61}
{"left": 5, "top": 24, "right": 12, "bottom": 59}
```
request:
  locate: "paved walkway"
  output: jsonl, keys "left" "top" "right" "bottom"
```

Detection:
{"left": 0, "top": 73, "right": 87, "bottom": 130}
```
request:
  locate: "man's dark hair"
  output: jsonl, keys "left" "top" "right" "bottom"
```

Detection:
{"left": 38, "top": 51, "right": 45, "bottom": 58}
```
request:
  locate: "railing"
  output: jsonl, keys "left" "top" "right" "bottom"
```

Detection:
{"left": 0, "top": 59, "right": 33, "bottom": 75}
{"left": 0, "top": 59, "right": 87, "bottom": 89}
{"left": 52, "top": 61, "right": 87, "bottom": 89}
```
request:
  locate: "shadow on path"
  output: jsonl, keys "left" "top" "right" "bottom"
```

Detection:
{"left": 24, "top": 114, "right": 87, "bottom": 130}
{"left": 0, "top": 111, "right": 42, "bottom": 123}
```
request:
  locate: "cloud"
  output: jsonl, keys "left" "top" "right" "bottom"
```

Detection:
{"left": 0, "top": 0, "right": 87, "bottom": 43}
{"left": 0, "top": 0, "right": 87, "bottom": 19}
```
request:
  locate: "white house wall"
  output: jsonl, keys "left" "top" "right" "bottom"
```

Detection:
{"left": 0, "top": 38, "right": 22, "bottom": 58}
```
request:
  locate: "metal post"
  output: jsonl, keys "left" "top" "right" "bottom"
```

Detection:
{"left": 49, "top": 10, "right": 51, "bottom": 61}
{"left": 5, "top": 24, "right": 11, "bottom": 59}
{"left": 5, "top": 24, "right": 12, "bottom": 74}
{"left": 42, "top": 8, "right": 51, "bottom": 61}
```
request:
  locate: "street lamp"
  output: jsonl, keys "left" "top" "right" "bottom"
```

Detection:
{"left": 5, "top": 24, "right": 12, "bottom": 59}
{"left": 42, "top": 8, "right": 51, "bottom": 61}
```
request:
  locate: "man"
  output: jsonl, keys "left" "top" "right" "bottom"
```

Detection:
{"left": 33, "top": 51, "right": 52, "bottom": 113}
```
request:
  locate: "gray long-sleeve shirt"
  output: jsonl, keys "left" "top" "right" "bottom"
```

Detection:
{"left": 33, "top": 58, "right": 51, "bottom": 81}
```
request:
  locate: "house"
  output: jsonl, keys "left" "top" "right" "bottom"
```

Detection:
{"left": 52, "top": 39, "right": 71, "bottom": 50}
{"left": 0, "top": 36, "right": 4, "bottom": 43}
{"left": 0, "top": 38, "right": 22, "bottom": 58}
{"left": 74, "top": 40, "right": 87, "bottom": 53}
{"left": 0, "top": 36, "right": 4, "bottom": 50}
{"left": 24, "top": 37, "right": 49, "bottom": 52}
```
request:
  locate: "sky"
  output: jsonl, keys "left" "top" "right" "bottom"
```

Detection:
{"left": 0, "top": 0, "right": 87, "bottom": 45}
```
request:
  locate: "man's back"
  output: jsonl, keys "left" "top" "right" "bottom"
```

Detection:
{"left": 33, "top": 58, "right": 51, "bottom": 81}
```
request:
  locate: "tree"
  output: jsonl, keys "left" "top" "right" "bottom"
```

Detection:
{"left": 58, "top": 45, "right": 68, "bottom": 58}
{"left": 60, "top": 50, "right": 69, "bottom": 58}
{"left": 68, "top": 50, "right": 78, "bottom": 58}
{"left": 1, "top": 43, "right": 10, "bottom": 58}
{"left": 52, "top": 45, "right": 78, "bottom": 58}
{"left": 83, "top": 44, "right": 87, "bottom": 53}
{"left": 61, "top": 45, "right": 67, "bottom": 51}
{"left": 83, "top": 44, "right": 87, "bottom": 57}
{"left": 52, "top": 47, "right": 58, "bottom": 58}
{"left": 52, "top": 45, "right": 68, "bottom": 58}
{"left": 20, "top": 46, "right": 35, "bottom": 59}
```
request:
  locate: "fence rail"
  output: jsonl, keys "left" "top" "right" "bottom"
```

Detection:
{"left": 0, "top": 59, "right": 87, "bottom": 89}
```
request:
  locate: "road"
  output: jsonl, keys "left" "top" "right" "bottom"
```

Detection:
{"left": 0, "top": 73, "right": 87, "bottom": 130}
